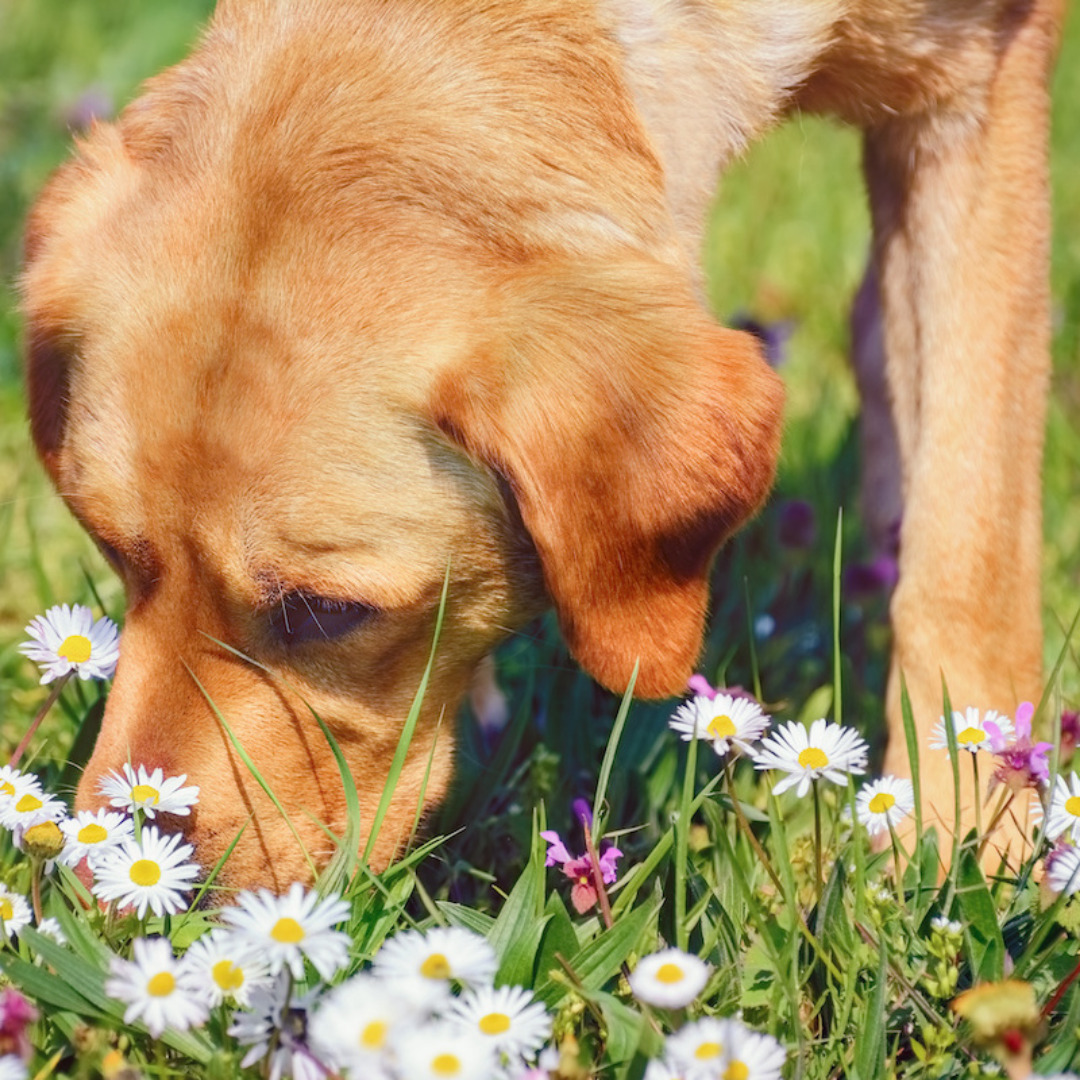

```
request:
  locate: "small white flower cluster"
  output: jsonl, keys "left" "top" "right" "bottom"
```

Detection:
{"left": 107, "top": 910, "right": 554, "bottom": 1080}
{"left": 670, "top": 687, "right": 870, "bottom": 799}
{"left": 0, "top": 761, "right": 202, "bottom": 918}
{"left": 628, "top": 946, "right": 785, "bottom": 1080}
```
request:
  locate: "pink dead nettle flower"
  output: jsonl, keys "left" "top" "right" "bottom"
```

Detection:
{"left": 986, "top": 702, "right": 1053, "bottom": 794}
{"left": 686, "top": 674, "right": 759, "bottom": 704}
{"left": 0, "top": 988, "right": 37, "bottom": 1061}
{"left": 540, "top": 831, "right": 621, "bottom": 915}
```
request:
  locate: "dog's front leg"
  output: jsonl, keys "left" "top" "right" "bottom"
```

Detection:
{"left": 865, "top": 5, "right": 1061, "bottom": 864}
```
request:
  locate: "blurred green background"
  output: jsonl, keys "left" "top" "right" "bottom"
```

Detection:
{"left": 0, "top": 0, "right": 1076, "bottom": 761}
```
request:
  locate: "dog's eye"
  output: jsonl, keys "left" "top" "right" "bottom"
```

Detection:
{"left": 270, "top": 592, "right": 376, "bottom": 645}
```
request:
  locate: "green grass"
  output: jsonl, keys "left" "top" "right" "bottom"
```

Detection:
{"left": 0, "top": 3, "right": 1078, "bottom": 1078}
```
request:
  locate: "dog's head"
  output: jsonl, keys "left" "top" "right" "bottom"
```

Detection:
{"left": 20, "top": 2, "right": 783, "bottom": 890}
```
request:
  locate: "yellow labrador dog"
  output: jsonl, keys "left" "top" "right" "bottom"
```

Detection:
{"left": 21, "top": 0, "right": 1062, "bottom": 888}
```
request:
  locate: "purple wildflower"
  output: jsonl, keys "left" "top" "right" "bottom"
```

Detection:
{"left": 986, "top": 702, "right": 1053, "bottom": 794}
{"left": 0, "top": 988, "right": 37, "bottom": 1060}
{"left": 540, "top": 830, "right": 621, "bottom": 915}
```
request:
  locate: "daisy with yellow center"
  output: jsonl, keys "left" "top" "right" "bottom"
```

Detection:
{"left": 855, "top": 775, "right": 916, "bottom": 838}
{"left": 669, "top": 692, "right": 771, "bottom": 758}
{"left": 104, "top": 936, "right": 208, "bottom": 1038}
{"left": 18, "top": 603, "right": 120, "bottom": 685}
{"left": 665, "top": 1017, "right": 731, "bottom": 1074}
{"left": 0, "top": 788, "right": 67, "bottom": 835}
{"left": 309, "top": 973, "right": 421, "bottom": 1076}
{"left": 628, "top": 948, "right": 711, "bottom": 1009}
{"left": 0, "top": 887, "right": 32, "bottom": 940}
{"left": 753, "top": 718, "right": 869, "bottom": 797}
{"left": 0, "top": 766, "right": 44, "bottom": 812}
{"left": 929, "top": 706, "right": 1012, "bottom": 755}
{"left": 90, "top": 826, "right": 200, "bottom": 918}
{"left": 222, "top": 882, "right": 351, "bottom": 981}
{"left": 1041, "top": 772, "right": 1080, "bottom": 844}
{"left": 59, "top": 809, "right": 134, "bottom": 868}
{"left": 373, "top": 926, "right": 498, "bottom": 990}
{"left": 1046, "top": 844, "right": 1080, "bottom": 896}
{"left": 446, "top": 983, "right": 551, "bottom": 1069}
{"left": 181, "top": 929, "right": 271, "bottom": 1009}
{"left": 393, "top": 1022, "right": 496, "bottom": 1080}
{"left": 97, "top": 763, "right": 200, "bottom": 820}
{"left": 719, "top": 1020, "right": 787, "bottom": 1080}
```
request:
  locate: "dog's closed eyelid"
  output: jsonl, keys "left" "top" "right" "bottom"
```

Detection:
{"left": 268, "top": 592, "right": 377, "bottom": 646}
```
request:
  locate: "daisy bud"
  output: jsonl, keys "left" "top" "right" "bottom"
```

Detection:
{"left": 21, "top": 821, "right": 64, "bottom": 861}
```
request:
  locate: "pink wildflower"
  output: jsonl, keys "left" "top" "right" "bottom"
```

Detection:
{"left": 686, "top": 675, "right": 758, "bottom": 704}
{"left": 0, "top": 988, "right": 37, "bottom": 1061}
{"left": 540, "top": 830, "right": 621, "bottom": 915}
{"left": 986, "top": 702, "right": 1053, "bottom": 794}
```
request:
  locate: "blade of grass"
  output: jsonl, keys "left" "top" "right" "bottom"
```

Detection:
{"left": 592, "top": 661, "right": 638, "bottom": 844}
{"left": 832, "top": 506, "right": 843, "bottom": 726}
{"left": 674, "top": 723, "right": 699, "bottom": 952}
{"left": 899, "top": 671, "right": 923, "bottom": 839}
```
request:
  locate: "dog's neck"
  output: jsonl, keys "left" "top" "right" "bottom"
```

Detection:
{"left": 601, "top": 0, "right": 844, "bottom": 270}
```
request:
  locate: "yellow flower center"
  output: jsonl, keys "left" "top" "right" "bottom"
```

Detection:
{"left": 479, "top": 1012, "right": 511, "bottom": 1035}
{"left": 131, "top": 784, "right": 160, "bottom": 805}
{"left": 15, "top": 793, "right": 42, "bottom": 814}
{"left": 957, "top": 726, "right": 985, "bottom": 745}
{"left": 270, "top": 917, "right": 305, "bottom": 944}
{"left": 868, "top": 792, "right": 896, "bottom": 814}
{"left": 707, "top": 714, "right": 736, "bottom": 739}
{"left": 432, "top": 1053, "right": 462, "bottom": 1076}
{"left": 0, "top": 899, "right": 13, "bottom": 921}
{"left": 1066, "top": 796, "right": 1080, "bottom": 818}
{"left": 655, "top": 962, "right": 686, "bottom": 984}
{"left": 212, "top": 959, "right": 245, "bottom": 992}
{"left": 0, "top": 781, "right": 14, "bottom": 797}
{"left": 129, "top": 860, "right": 161, "bottom": 887}
{"left": 78, "top": 823, "right": 109, "bottom": 844}
{"left": 360, "top": 1020, "right": 388, "bottom": 1049}
{"left": 420, "top": 952, "right": 451, "bottom": 979}
{"left": 694, "top": 1041, "right": 723, "bottom": 1060}
{"left": 58, "top": 634, "right": 92, "bottom": 664}
{"left": 146, "top": 972, "right": 175, "bottom": 997}
{"left": 798, "top": 747, "right": 829, "bottom": 770}
{"left": 725, "top": 1062, "right": 750, "bottom": 1080}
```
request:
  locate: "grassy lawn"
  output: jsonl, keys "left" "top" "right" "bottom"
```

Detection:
{"left": 0, "top": 2, "right": 1077, "bottom": 1078}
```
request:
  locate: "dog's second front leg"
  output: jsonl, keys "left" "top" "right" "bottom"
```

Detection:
{"left": 865, "top": 5, "right": 1061, "bottom": 867}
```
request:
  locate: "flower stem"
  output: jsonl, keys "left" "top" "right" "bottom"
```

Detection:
{"left": 9, "top": 671, "right": 72, "bottom": 769}
{"left": 813, "top": 780, "right": 824, "bottom": 907}
{"left": 29, "top": 857, "right": 44, "bottom": 924}
{"left": 972, "top": 753, "right": 983, "bottom": 841}
{"left": 581, "top": 825, "right": 615, "bottom": 933}
{"left": 888, "top": 822, "right": 906, "bottom": 913}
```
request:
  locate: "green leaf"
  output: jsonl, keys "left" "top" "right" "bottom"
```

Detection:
{"left": 535, "top": 891, "right": 581, "bottom": 991}
{"left": 955, "top": 847, "right": 1005, "bottom": 981}
{"left": 594, "top": 990, "right": 645, "bottom": 1066}
{"left": 490, "top": 823, "right": 549, "bottom": 987}
{"left": 537, "top": 901, "right": 658, "bottom": 1008}
{"left": 852, "top": 935, "right": 887, "bottom": 1080}
{"left": 436, "top": 903, "right": 495, "bottom": 937}
{"left": 0, "top": 952, "right": 110, "bottom": 1020}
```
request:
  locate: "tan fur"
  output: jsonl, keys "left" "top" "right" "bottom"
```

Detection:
{"left": 20, "top": 0, "right": 1061, "bottom": 887}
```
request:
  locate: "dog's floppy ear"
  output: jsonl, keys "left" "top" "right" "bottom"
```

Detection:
{"left": 432, "top": 258, "right": 784, "bottom": 698}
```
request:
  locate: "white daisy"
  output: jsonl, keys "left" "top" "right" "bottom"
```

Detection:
{"left": 181, "top": 929, "right": 272, "bottom": 1009}
{"left": 665, "top": 1016, "right": 731, "bottom": 1076}
{"left": 59, "top": 809, "right": 134, "bottom": 867}
{"left": 393, "top": 1021, "right": 496, "bottom": 1080}
{"left": 1046, "top": 845, "right": 1080, "bottom": 896}
{"left": 0, "top": 887, "right": 33, "bottom": 940}
{"left": 19, "top": 603, "right": 120, "bottom": 684}
{"left": 644, "top": 1061, "right": 684, "bottom": 1080}
{"left": 929, "top": 706, "right": 1011, "bottom": 755}
{"left": 445, "top": 983, "right": 551, "bottom": 1066}
{"left": 373, "top": 926, "right": 498, "bottom": 989}
{"left": 97, "top": 763, "right": 200, "bottom": 820}
{"left": 104, "top": 936, "right": 208, "bottom": 1037}
{"left": 0, "top": 790, "right": 67, "bottom": 843}
{"left": 669, "top": 693, "right": 770, "bottom": 758}
{"left": 753, "top": 719, "right": 868, "bottom": 797}
{"left": 90, "top": 826, "right": 200, "bottom": 918}
{"left": 0, "top": 767, "right": 43, "bottom": 808}
{"left": 629, "top": 948, "right": 711, "bottom": 1009}
{"left": 222, "top": 883, "right": 351, "bottom": 981}
{"left": 229, "top": 972, "right": 325, "bottom": 1080}
{"left": 0, "top": 1056, "right": 27, "bottom": 1080}
{"left": 309, "top": 973, "right": 408, "bottom": 1078}
{"left": 855, "top": 776, "right": 916, "bottom": 838}
{"left": 721, "top": 1020, "right": 786, "bottom": 1080}
{"left": 1042, "top": 773, "right": 1080, "bottom": 844}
